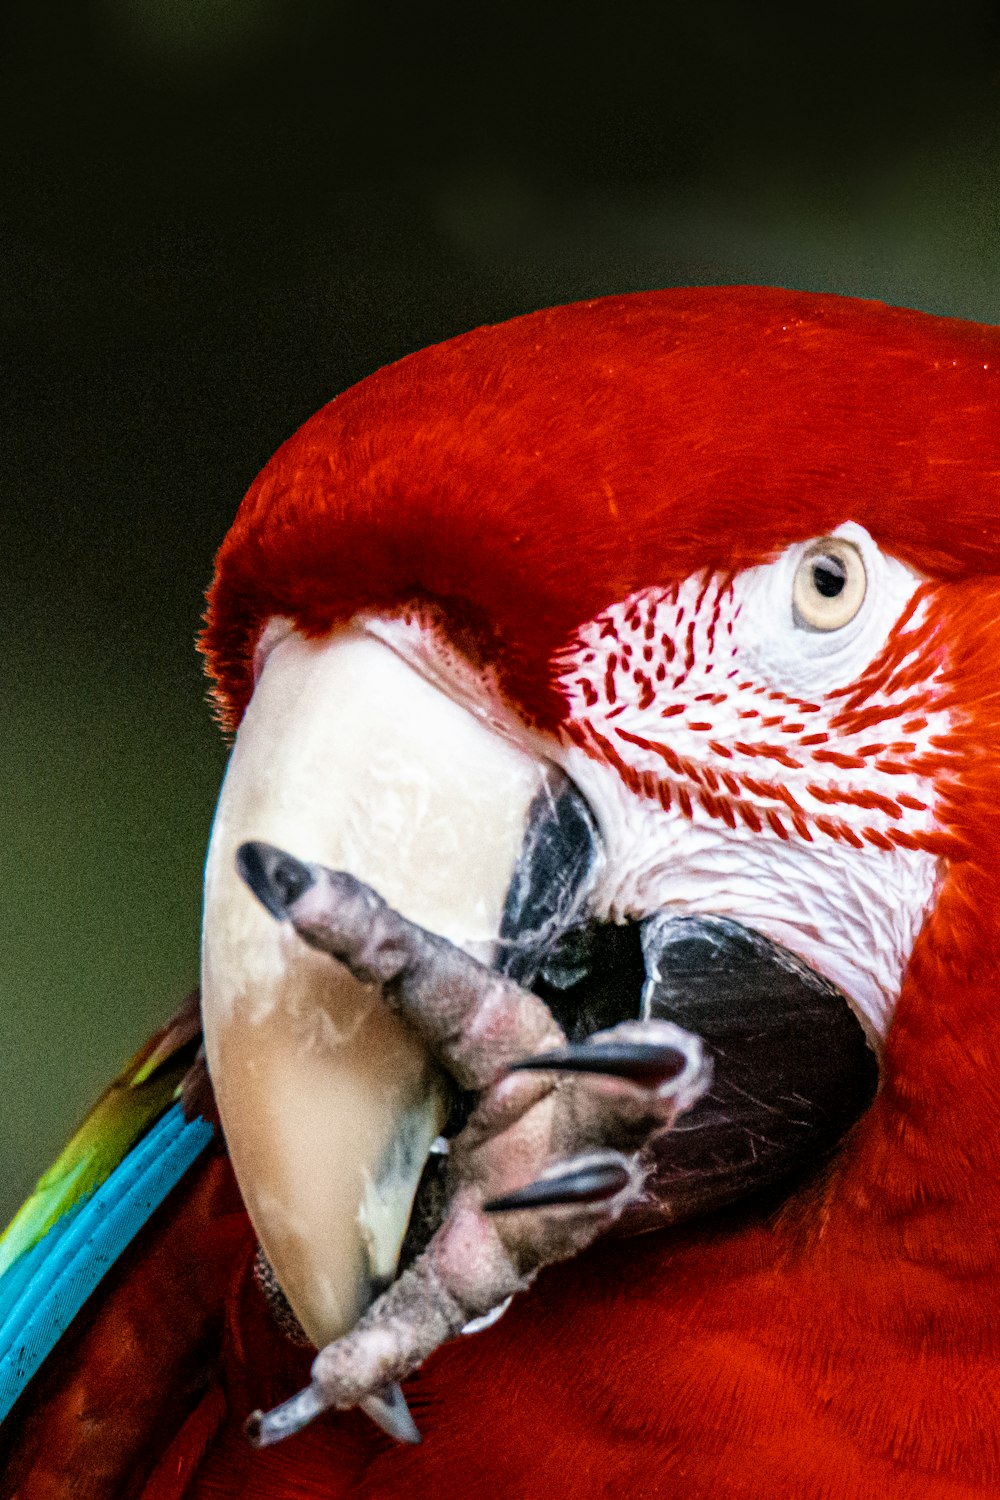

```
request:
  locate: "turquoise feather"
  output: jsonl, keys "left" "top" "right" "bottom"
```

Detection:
{"left": 0, "top": 1102, "right": 213, "bottom": 1422}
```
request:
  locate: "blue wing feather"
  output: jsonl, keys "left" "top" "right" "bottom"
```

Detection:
{"left": 0, "top": 1103, "right": 213, "bottom": 1422}
{"left": 0, "top": 1217, "right": 79, "bottom": 1336}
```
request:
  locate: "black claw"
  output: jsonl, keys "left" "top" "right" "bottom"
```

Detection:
{"left": 508, "top": 1040, "right": 688, "bottom": 1087}
{"left": 483, "top": 1157, "right": 631, "bottom": 1212}
{"left": 236, "top": 841, "right": 315, "bottom": 921}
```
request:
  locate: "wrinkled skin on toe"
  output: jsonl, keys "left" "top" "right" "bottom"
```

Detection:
{"left": 238, "top": 849, "right": 710, "bottom": 1441}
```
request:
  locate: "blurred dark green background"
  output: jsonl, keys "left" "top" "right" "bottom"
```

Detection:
{"left": 3, "top": 0, "right": 1000, "bottom": 1222}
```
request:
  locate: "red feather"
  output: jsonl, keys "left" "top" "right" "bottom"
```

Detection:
{"left": 10, "top": 289, "right": 1000, "bottom": 1496}
{"left": 0, "top": 1154, "right": 251, "bottom": 1498}
{"left": 203, "top": 286, "right": 1000, "bottom": 733}
{"left": 197, "top": 288, "right": 1000, "bottom": 1495}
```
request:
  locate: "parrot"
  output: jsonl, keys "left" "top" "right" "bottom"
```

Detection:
{"left": 1, "top": 283, "right": 999, "bottom": 1500}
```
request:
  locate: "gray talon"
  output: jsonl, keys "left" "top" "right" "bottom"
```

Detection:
{"left": 359, "top": 1383, "right": 422, "bottom": 1445}
{"left": 483, "top": 1153, "right": 635, "bottom": 1212}
{"left": 509, "top": 1039, "right": 689, "bottom": 1086}
{"left": 245, "top": 1383, "right": 327, "bottom": 1447}
{"left": 237, "top": 840, "right": 315, "bottom": 920}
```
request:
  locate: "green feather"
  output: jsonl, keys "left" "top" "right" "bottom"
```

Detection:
{"left": 0, "top": 992, "right": 202, "bottom": 1278}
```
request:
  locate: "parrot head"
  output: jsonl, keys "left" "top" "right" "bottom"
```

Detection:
{"left": 197, "top": 286, "right": 1000, "bottom": 1415}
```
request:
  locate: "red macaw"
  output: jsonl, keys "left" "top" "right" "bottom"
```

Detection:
{"left": 2, "top": 285, "right": 999, "bottom": 1499}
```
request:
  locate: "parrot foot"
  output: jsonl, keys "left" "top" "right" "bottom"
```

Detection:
{"left": 238, "top": 843, "right": 710, "bottom": 1445}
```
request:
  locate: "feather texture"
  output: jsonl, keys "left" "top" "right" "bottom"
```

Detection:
{"left": 0, "top": 993, "right": 202, "bottom": 1279}
{"left": 6, "top": 288, "right": 1000, "bottom": 1497}
{"left": 0, "top": 992, "right": 213, "bottom": 1429}
{"left": 0, "top": 1103, "right": 213, "bottom": 1422}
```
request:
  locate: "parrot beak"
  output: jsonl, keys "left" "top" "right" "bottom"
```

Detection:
{"left": 202, "top": 620, "right": 882, "bottom": 1450}
{"left": 200, "top": 626, "right": 590, "bottom": 1357}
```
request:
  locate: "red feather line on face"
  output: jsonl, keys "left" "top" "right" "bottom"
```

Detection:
{"left": 556, "top": 576, "right": 961, "bottom": 861}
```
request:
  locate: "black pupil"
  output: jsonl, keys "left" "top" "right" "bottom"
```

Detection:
{"left": 811, "top": 555, "right": 846, "bottom": 598}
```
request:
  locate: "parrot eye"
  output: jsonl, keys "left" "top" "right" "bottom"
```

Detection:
{"left": 792, "top": 537, "right": 867, "bottom": 631}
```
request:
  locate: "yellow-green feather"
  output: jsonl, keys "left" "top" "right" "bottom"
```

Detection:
{"left": 0, "top": 993, "right": 202, "bottom": 1278}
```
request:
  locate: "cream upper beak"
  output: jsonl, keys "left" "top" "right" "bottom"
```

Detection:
{"left": 200, "top": 626, "right": 552, "bottom": 1348}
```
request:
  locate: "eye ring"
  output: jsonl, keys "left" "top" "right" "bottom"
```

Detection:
{"left": 792, "top": 537, "right": 867, "bottom": 632}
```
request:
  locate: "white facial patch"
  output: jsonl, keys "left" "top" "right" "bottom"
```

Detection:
{"left": 353, "top": 526, "right": 954, "bottom": 1046}
{"left": 554, "top": 523, "right": 954, "bottom": 1045}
